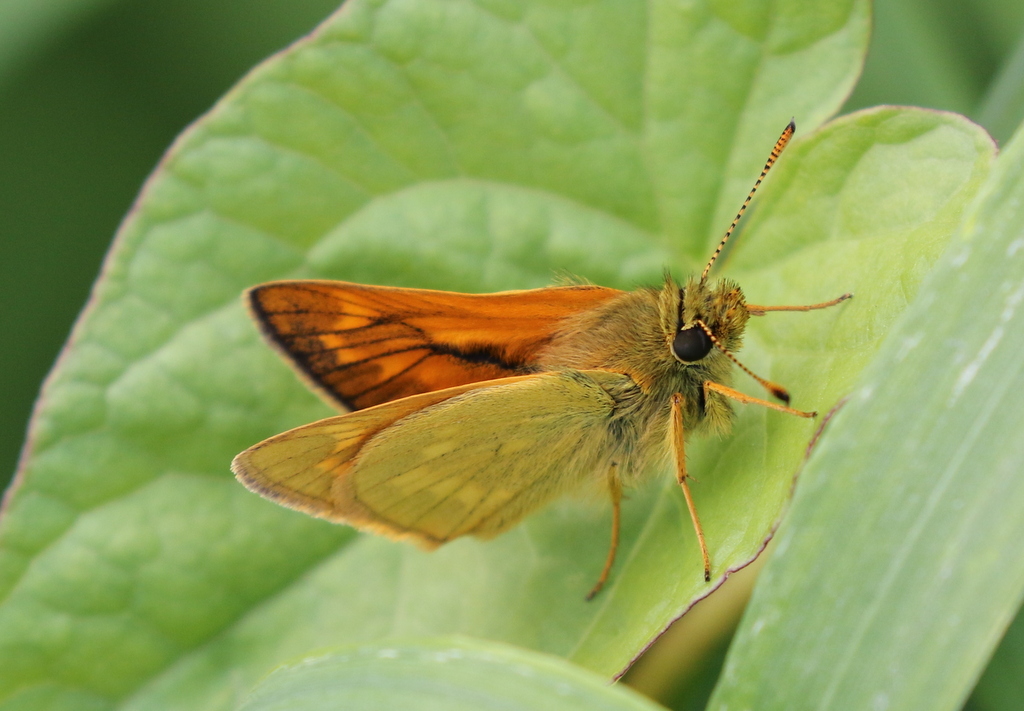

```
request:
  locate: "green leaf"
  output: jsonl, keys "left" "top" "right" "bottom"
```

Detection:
{"left": 709, "top": 119, "right": 1024, "bottom": 710}
{"left": 0, "top": 1, "right": 999, "bottom": 709}
{"left": 238, "top": 637, "right": 666, "bottom": 711}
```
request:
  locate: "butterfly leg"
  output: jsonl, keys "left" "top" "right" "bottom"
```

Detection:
{"left": 704, "top": 381, "right": 817, "bottom": 418}
{"left": 747, "top": 293, "right": 852, "bottom": 315}
{"left": 587, "top": 464, "right": 623, "bottom": 601}
{"left": 671, "top": 393, "right": 711, "bottom": 582}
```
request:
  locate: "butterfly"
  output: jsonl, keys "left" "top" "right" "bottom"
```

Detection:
{"left": 232, "top": 121, "right": 850, "bottom": 598}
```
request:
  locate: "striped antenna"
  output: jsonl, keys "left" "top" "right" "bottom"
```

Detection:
{"left": 694, "top": 319, "right": 791, "bottom": 402}
{"left": 701, "top": 120, "right": 795, "bottom": 282}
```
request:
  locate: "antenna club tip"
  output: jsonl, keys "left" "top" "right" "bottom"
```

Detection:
{"left": 787, "top": 118, "right": 796, "bottom": 132}
{"left": 770, "top": 385, "right": 791, "bottom": 404}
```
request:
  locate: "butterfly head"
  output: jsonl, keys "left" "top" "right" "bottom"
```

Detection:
{"left": 668, "top": 275, "right": 749, "bottom": 365}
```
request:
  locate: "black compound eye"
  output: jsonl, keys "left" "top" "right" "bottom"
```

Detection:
{"left": 672, "top": 326, "right": 712, "bottom": 362}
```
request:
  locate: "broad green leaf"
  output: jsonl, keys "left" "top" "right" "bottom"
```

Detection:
{"left": 0, "top": 0, "right": 350, "bottom": 495}
{"left": 238, "top": 637, "right": 666, "bottom": 711}
{"left": 0, "top": 1, "right": 997, "bottom": 709}
{"left": 709, "top": 119, "right": 1024, "bottom": 710}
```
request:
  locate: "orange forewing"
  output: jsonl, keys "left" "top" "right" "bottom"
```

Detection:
{"left": 248, "top": 280, "right": 623, "bottom": 410}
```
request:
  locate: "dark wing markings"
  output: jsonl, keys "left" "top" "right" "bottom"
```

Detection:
{"left": 345, "top": 352, "right": 432, "bottom": 402}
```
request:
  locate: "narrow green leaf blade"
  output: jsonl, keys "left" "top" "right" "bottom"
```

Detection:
{"left": 976, "top": 31, "right": 1024, "bottom": 144}
{"left": 710, "top": 120, "right": 1024, "bottom": 711}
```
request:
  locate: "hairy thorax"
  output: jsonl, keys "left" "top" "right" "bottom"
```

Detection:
{"left": 537, "top": 276, "right": 750, "bottom": 478}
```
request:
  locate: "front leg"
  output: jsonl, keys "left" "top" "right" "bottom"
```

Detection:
{"left": 747, "top": 293, "right": 852, "bottom": 315}
{"left": 670, "top": 393, "right": 711, "bottom": 582}
{"left": 704, "top": 380, "right": 817, "bottom": 418}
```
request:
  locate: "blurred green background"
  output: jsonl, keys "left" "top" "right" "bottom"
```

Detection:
{"left": 3, "top": 0, "right": 1024, "bottom": 495}
{"left": 0, "top": 0, "right": 340, "bottom": 493}
{"left": 1, "top": 0, "right": 1024, "bottom": 709}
